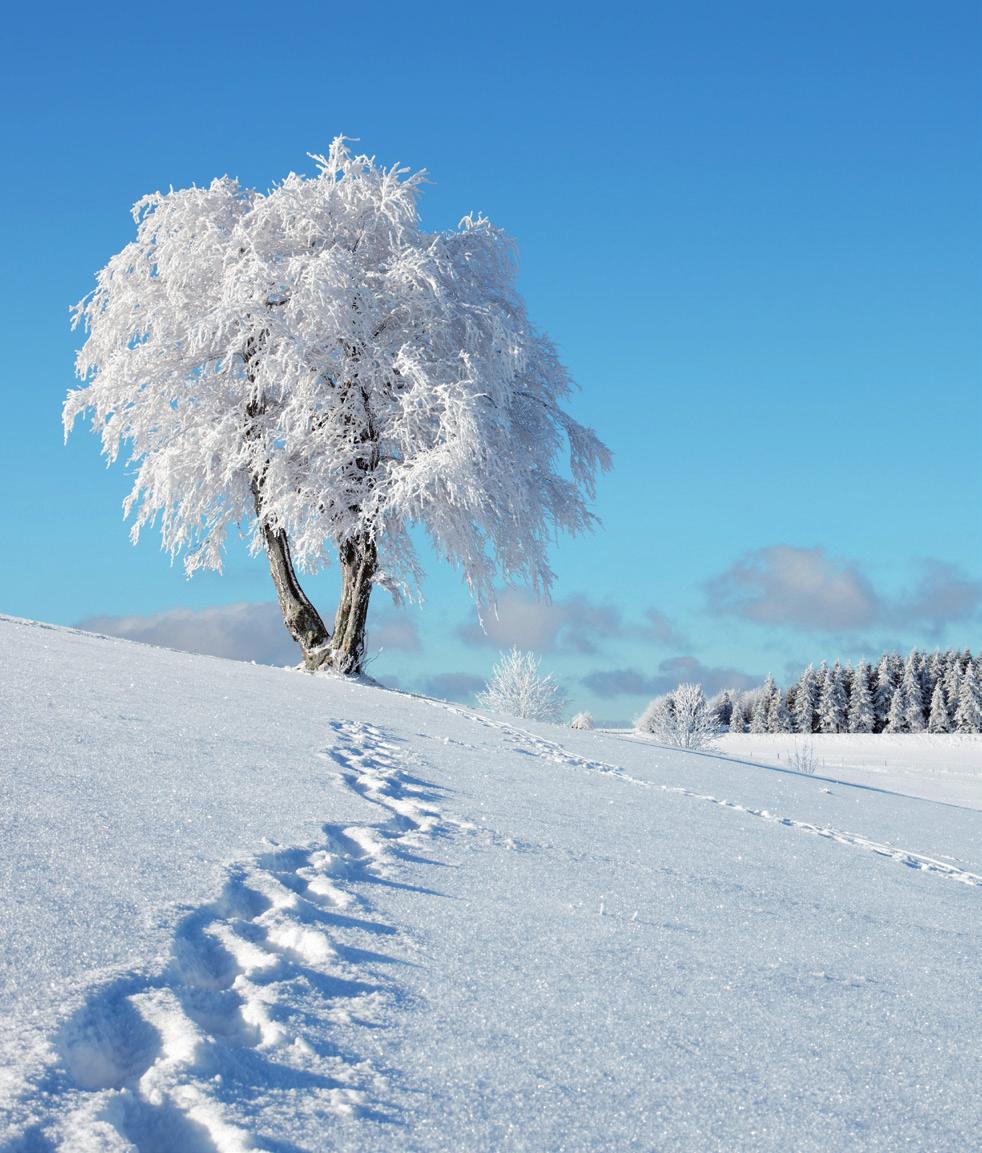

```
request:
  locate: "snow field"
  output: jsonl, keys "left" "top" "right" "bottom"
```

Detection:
{"left": 1, "top": 616, "right": 980, "bottom": 1152}
{"left": 714, "top": 731, "right": 982, "bottom": 809}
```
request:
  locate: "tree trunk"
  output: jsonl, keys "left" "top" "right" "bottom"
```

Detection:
{"left": 257, "top": 517, "right": 333, "bottom": 671}
{"left": 253, "top": 477, "right": 376, "bottom": 673}
{"left": 330, "top": 533, "right": 377, "bottom": 674}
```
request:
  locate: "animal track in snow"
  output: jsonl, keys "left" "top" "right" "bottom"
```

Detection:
{"left": 20, "top": 722, "right": 452, "bottom": 1153}
{"left": 432, "top": 701, "right": 982, "bottom": 890}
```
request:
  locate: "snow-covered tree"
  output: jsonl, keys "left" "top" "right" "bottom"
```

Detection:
{"left": 943, "top": 652, "right": 963, "bottom": 714}
{"left": 570, "top": 712, "right": 594, "bottom": 730}
{"left": 729, "top": 693, "right": 747, "bottom": 734}
{"left": 818, "top": 662, "right": 847, "bottom": 734}
{"left": 766, "top": 684, "right": 790, "bottom": 733}
{"left": 792, "top": 664, "right": 818, "bottom": 734}
{"left": 708, "top": 690, "right": 734, "bottom": 729}
{"left": 637, "top": 693, "right": 673, "bottom": 737}
{"left": 638, "top": 683, "right": 718, "bottom": 750}
{"left": 885, "top": 676, "right": 909, "bottom": 733}
{"left": 926, "top": 650, "right": 944, "bottom": 701}
{"left": 901, "top": 651, "right": 926, "bottom": 733}
{"left": 953, "top": 659, "right": 982, "bottom": 733}
{"left": 873, "top": 655, "right": 896, "bottom": 733}
{"left": 847, "top": 661, "right": 874, "bottom": 734}
{"left": 750, "top": 677, "right": 774, "bottom": 733}
{"left": 927, "top": 682, "right": 950, "bottom": 733}
{"left": 65, "top": 139, "right": 610, "bottom": 673}
{"left": 477, "top": 649, "right": 568, "bottom": 722}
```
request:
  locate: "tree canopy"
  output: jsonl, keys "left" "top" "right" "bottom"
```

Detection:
{"left": 66, "top": 138, "right": 611, "bottom": 670}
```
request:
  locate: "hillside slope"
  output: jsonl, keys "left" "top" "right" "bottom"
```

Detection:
{"left": 0, "top": 616, "right": 979, "bottom": 1152}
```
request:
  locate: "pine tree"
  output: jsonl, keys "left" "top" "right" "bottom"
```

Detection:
{"left": 841, "top": 662, "right": 854, "bottom": 709}
{"left": 943, "top": 652, "right": 962, "bottom": 714}
{"left": 902, "top": 651, "right": 926, "bottom": 733}
{"left": 818, "top": 661, "right": 847, "bottom": 734}
{"left": 767, "top": 684, "right": 790, "bottom": 733}
{"left": 750, "top": 679, "right": 773, "bottom": 733}
{"left": 847, "top": 661, "right": 874, "bottom": 733}
{"left": 792, "top": 665, "right": 818, "bottom": 734}
{"left": 873, "top": 655, "right": 895, "bottom": 733}
{"left": 926, "top": 650, "right": 944, "bottom": 701}
{"left": 708, "top": 691, "right": 734, "bottom": 729}
{"left": 729, "top": 695, "right": 746, "bottom": 734}
{"left": 953, "top": 659, "right": 982, "bottom": 733}
{"left": 885, "top": 676, "right": 909, "bottom": 733}
{"left": 927, "top": 682, "right": 950, "bottom": 733}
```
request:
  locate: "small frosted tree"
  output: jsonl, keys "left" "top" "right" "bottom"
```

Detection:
{"left": 638, "top": 683, "right": 718, "bottom": 750}
{"left": 570, "top": 712, "right": 594, "bottom": 730}
{"left": 477, "top": 649, "right": 568, "bottom": 722}
{"left": 65, "top": 139, "right": 610, "bottom": 674}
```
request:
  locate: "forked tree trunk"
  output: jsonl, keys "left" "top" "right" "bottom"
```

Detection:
{"left": 251, "top": 472, "right": 375, "bottom": 673}
{"left": 258, "top": 522, "right": 377, "bottom": 674}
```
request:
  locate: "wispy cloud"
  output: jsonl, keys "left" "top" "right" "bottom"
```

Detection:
{"left": 78, "top": 601, "right": 420, "bottom": 665}
{"left": 705, "top": 546, "right": 982, "bottom": 637}
{"left": 583, "top": 657, "right": 759, "bottom": 700}
{"left": 637, "top": 608, "right": 688, "bottom": 648}
{"left": 893, "top": 560, "right": 982, "bottom": 636}
{"left": 705, "top": 546, "right": 878, "bottom": 631}
{"left": 458, "top": 588, "right": 621, "bottom": 655}
{"left": 418, "top": 672, "right": 486, "bottom": 703}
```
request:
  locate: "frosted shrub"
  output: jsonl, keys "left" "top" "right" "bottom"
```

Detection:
{"left": 637, "top": 683, "right": 718, "bottom": 750}
{"left": 789, "top": 740, "right": 817, "bottom": 775}
{"left": 570, "top": 712, "right": 594, "bottom": 730}
{"left": 477, "top": 649, "right": 568, "bottom": 723}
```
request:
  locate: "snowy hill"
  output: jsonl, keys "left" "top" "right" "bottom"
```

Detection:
{"left": 1, "top": 616, "right": 979, "bottom": 1153}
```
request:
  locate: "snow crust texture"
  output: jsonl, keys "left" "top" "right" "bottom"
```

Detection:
{"left": 1, "top": 616, "right": 980, "bottom": 1152}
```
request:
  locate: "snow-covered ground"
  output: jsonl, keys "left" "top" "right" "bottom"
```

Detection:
{"left": 1, "top": 616, "right": 979, "bottom": 1152}
{"left": 714, "top": 732, "right": 982, "bottom": 810}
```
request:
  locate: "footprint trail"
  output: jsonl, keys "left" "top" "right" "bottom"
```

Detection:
{"left": 15, "top": 722, "right": 452, "bottom": 1153}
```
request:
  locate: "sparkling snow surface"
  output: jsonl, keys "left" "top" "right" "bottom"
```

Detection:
{"left": 1, "top": 616, "right": 979, "bottom": 1152}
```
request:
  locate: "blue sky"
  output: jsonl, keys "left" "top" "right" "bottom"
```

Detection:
{"left": 2, "top": 0, "right": 979, "bottom": 720}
